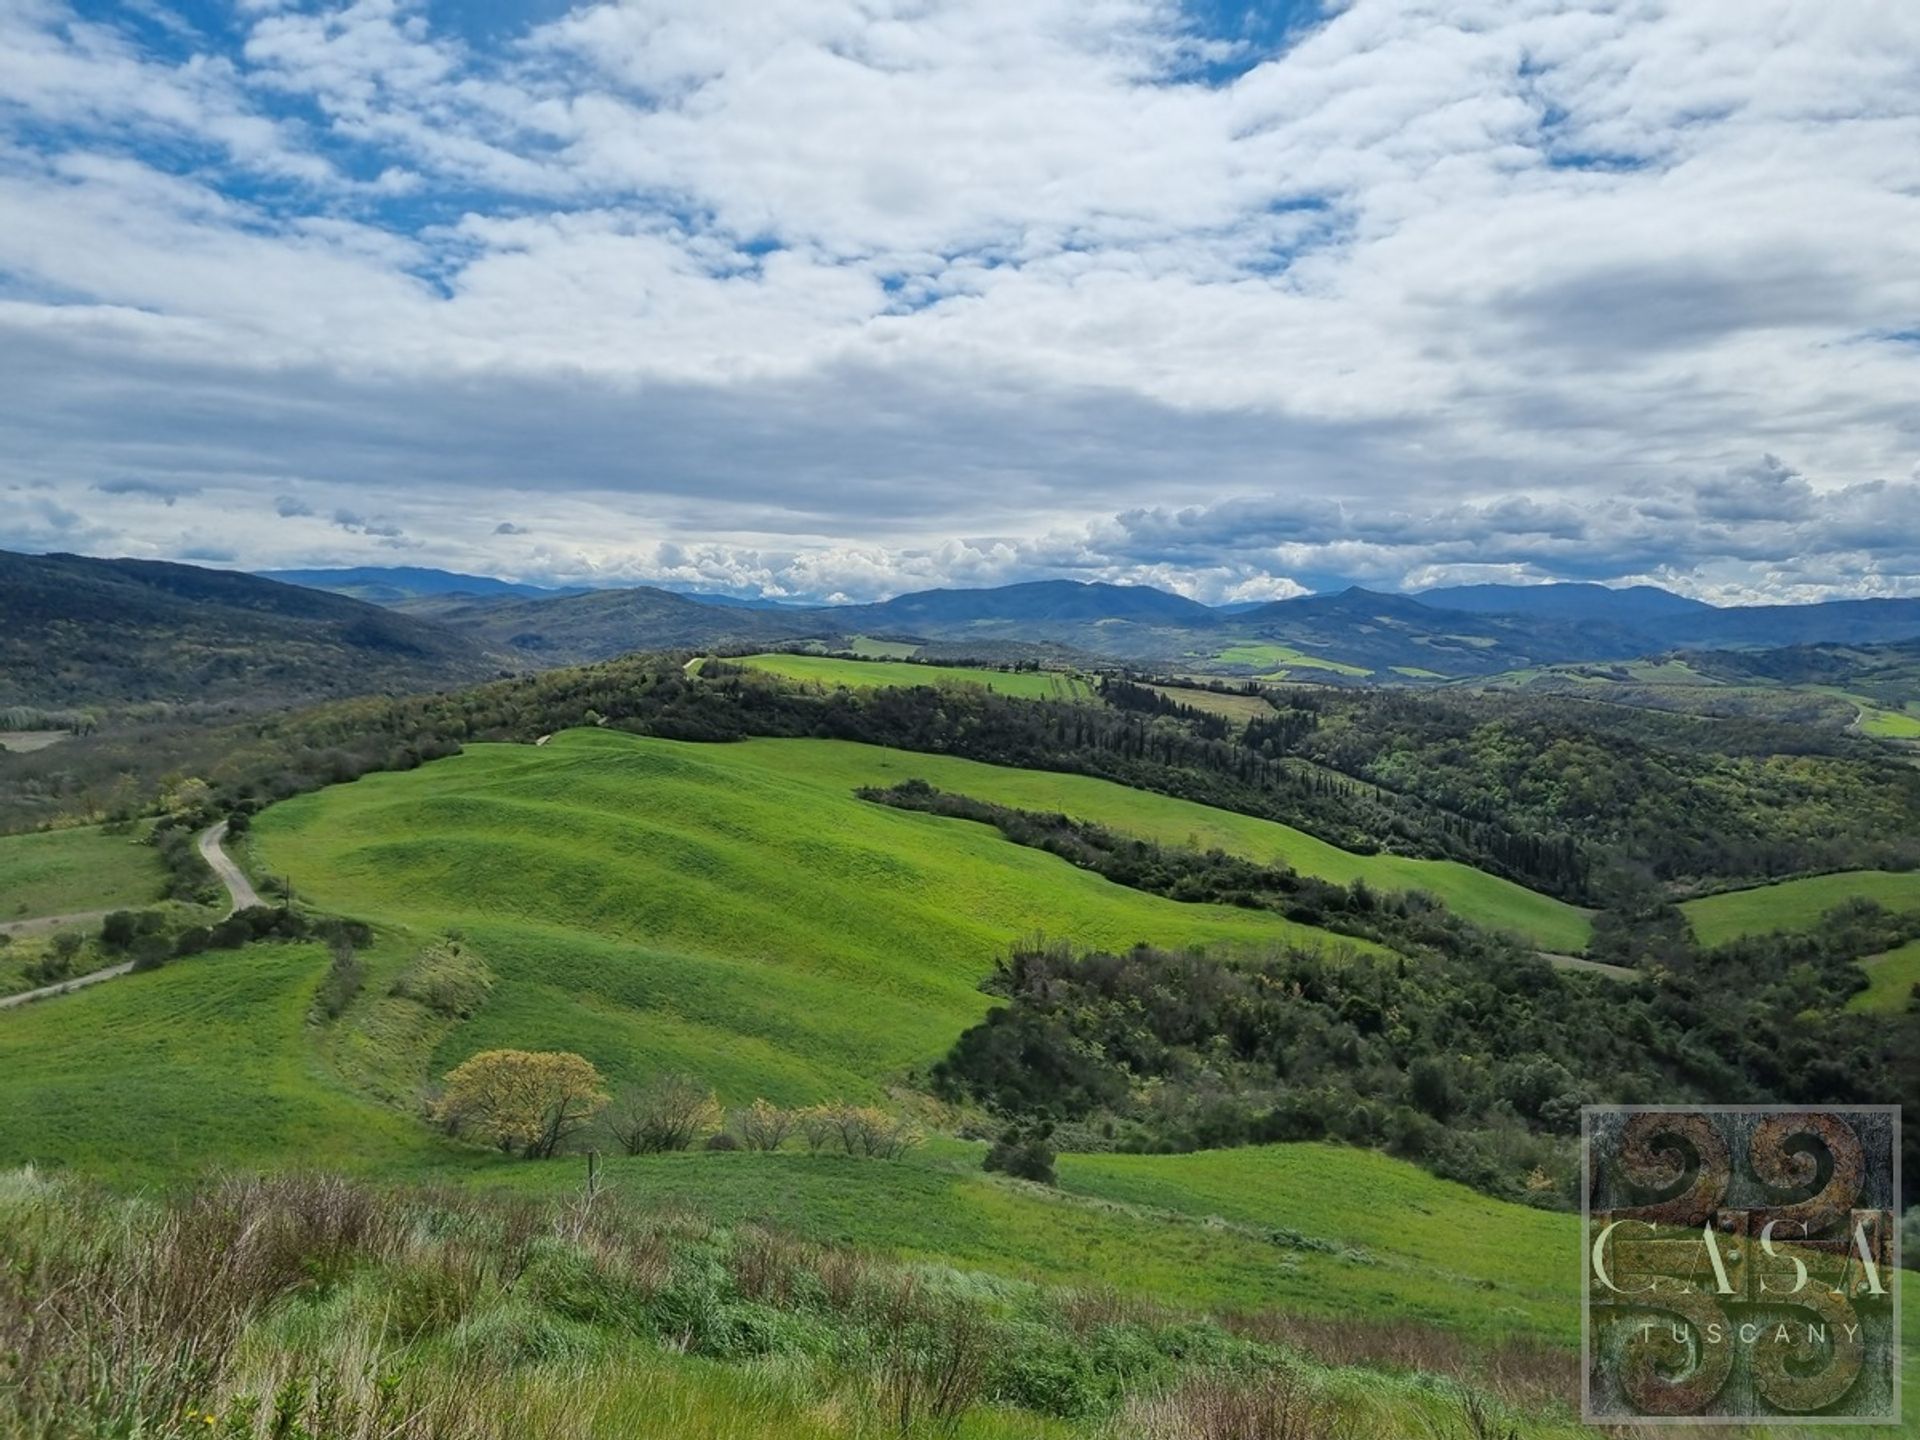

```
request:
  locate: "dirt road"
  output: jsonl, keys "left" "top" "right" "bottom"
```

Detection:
{"left": 0, "top": 822, "right": 259, "bottom": 1012}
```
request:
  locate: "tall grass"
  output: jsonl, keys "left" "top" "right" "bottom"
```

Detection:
{"left": 0, "top": 1169, "right": 1593, "bottom": 1440}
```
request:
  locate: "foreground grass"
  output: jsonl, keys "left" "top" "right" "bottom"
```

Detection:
{"left": 250, "top": 731, "right": 1356, "bottom": 1105}
{"left": 6, "top": 1167, "right": 1910, "bottom": 1439}
{"left": 0, "top": 1168, "right": 1610, "bottom": 1440}
{"left": 739, "top": 652, "right": 1095, "bottom": 701}
{"left": 1681, "top": 869, "right": 1920, "bottom": 947}
{"left": 0, "top": 822, "right": 162, "bottom": 920}
{"left": 713, "top": 738, "right": 1589, "bottom": 951}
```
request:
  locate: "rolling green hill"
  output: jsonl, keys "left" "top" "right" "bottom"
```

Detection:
{"left": 250, "top": 729, "right": 1364, "bottom": 1104}
{"left": 701, "top": 738, "right": 1589, "bottom": 951}
{"left": 1681, "top": 869, "right": 1920, "bottom": 947}
{"left": 737, "top": 652, "right": 1095, "bottom": 700}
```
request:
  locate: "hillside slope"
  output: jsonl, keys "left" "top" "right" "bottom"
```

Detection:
{"left": 0, "top": 550, "right": 500, "bottom": 709}
{"left": 251, "top": 729, "right": 1369, "bottom": 1102}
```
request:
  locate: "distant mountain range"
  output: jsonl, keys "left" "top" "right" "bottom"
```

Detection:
{"left": 11, "top": 552, "right": 1920, "bottom": 711}
{"left": 262, "top": 566, "right": 1920, "bottom": 679}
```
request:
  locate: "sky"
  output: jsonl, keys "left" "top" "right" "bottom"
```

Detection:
{"left": 2, "top": 1, "right": 1918, "bottom": 604}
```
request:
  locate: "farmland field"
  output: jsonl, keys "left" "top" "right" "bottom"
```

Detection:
{"left": 738, "top": 651, "right": 1093, "bottom": 699}
{"left": 1145, "top": 682, "right": 1276, "bottom": 721}
{"left": 1212, "top": 641, "right": 1372, "bottom": 676}
{"left": 0, "top": 822, "right": 163, "bottom": 920}
{"left": 1849, "top": 937, "right": 1920, "bottom": 1013}
{"left": 248, "top": 729, "right": 1364, "bottom": 1107}
{"left": 1681, "top": 868, "right": 1920, "bottom": 947}
{"left": 709, "top": 738, "right": 1590, "bottom": 950}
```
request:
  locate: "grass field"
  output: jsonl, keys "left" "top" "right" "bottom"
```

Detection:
{"left": 249, "top": 730, "right": 1363, "bottom": 1107}
{"left": 738, "top": 652, "right": 1093, "bottom": 700}
{"left": 1849, "top": 937, "right": 1920, "bottom": 1013}
{"left": 1681, "top": 869, "right": 1920, "bottom": 947}
{"left": 847, "top": 634, "right": 919, "bottom": 658}
{"left": 1855, "top": 701, "right": 1920, "bottom": 739}
{"left": 703, "top": 738, "right": 1590, "bottom": 951}
{"left": 0, "top": 936, "right": 1567, "bottom": 1346}
{"left": 1144, "top": 683, "right": 1275, "bottom": 722}
{"left": 0, "top": 823, "right": 163, "bottom": 920}
{"left": 1212, "top": 642, "right": 1372, "bottom": 677}
{"left": 0, "top": 942, "right": 440, "bottom": 1180}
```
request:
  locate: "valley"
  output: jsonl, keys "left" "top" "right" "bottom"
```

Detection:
{"left": 1, "top": 569, "right": 1915, "bottom": 1439}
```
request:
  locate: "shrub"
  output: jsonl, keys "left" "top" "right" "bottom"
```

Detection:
{"left": 796, "top": 1103, "right": 922, "bottom": 1159}
{"left": 984, "top": 1124, "right": 1056, "bottom": 1185}
{"left": 735, "top": 1098, "right": 794, "bottom": 1152}
{"left": 313, "top": 939, "right": 365, "bottom": 1021}
{"left": 603, "top": 1075, "right": 722, "bottom": 1155}
{"left": 128, "top": 934, "right": 172, "bottom": 973}
{"left": 704, "top": 1132, "right": 741, "bottom": 1152}
{"left": 390, "top": 939, "right": 493, "bottom": 1018}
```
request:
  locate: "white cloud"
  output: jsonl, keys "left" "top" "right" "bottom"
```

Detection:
{"left": 0, "top": 0, "right": 1917, "bottom": 601}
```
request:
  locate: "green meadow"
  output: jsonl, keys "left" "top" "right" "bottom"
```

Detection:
{"left": 0, "top": 822, "right": 163, "bottom": 920}
{"left": 704, "top": 737, "right": 1589, "bottom": 950}
{"left": 249, "top": 729, "right": 1362, "bottom": 1105}
{"left": 737, "top": 652, "right": 1094, "bottom": 700}
{"left": 1213, "top": 641, "right": 1372, "bottom": 677}
{"left": 1681, "top": 869, "right": 1920, "bottom": 948}
{"left": 0, "top": 934, "right": 1573, "bottom": 1346}
{"left": 1849, "top": 937, "right": 1920, "bottom": 1013}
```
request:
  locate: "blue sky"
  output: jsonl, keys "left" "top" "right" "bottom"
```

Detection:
{"left": 2, "top": 1, "right": 1918, "bottom": 602}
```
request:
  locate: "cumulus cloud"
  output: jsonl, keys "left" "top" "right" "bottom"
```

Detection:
{"left": 0, "top": 1, "right": 1917, "bottom": 601}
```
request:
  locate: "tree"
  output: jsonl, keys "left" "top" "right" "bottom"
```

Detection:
{"left": 736, "top": 1098, "right": 795, "bottom": 1152}
{"left": 437, "top": 1050, "right": 608, "bottom": 1159}
{"left": 602, "top": 1074, "right": 721, "bottom": 1155}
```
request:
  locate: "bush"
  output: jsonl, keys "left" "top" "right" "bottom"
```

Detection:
{"left": 794, "top": 1103, "right": 922, "bottom": 1159}
{"left": 603, "top": 1075, "right": 722, "bottom": 1155}
{"left": 128, "top": 934, "right": 172, "bottom": 973}
{"left": 984, "top": 1124, "right": 1056, "bottom": 1185}
{"left": 313, "top": 940, "right": 365, "bottom": 1021}
{"left": 735, "top": 1098, "right": 795, "bottom": 1152}
{"left": 704, "top": 1132, "right": 741, "bottom": 1152}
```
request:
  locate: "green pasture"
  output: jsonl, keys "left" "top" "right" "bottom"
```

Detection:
{"left": 1849, "top": 937, "right": 1920, "bottom": 1013}
{"left": 249, "top": 730, "right": 1360, "bottom": 1105}
{"left": 711, "top": 738, "right": 1590, "bottom": 951}
{"left": 738, "top": 652, "right": 1093, "bottom": 700}
{"left": 1681, "top": 870, "right": 1920, "bottom": 948}
{"left": 1213, "top": 642, "right": 1371, "bottom": 677}
{"left": 0, "top": 823, "right": 163, "bottom": 921}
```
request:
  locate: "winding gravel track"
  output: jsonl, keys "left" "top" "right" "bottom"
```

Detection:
{"left": 198, "top": 820, "right": 261, "bottom": 913}
{"left": 0, "top": 822, "right": 258, "bottom": 1012}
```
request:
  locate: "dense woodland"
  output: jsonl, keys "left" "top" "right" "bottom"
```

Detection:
{"left": 932, "top": 910, "right": 1918, "bottom": 1210}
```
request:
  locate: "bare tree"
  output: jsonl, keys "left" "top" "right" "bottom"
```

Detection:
{"left": 603, "top": 1074, "right": 722, "bottom": 1155}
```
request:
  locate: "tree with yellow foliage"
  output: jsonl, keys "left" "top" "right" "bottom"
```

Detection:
{"left": 437, "top": 1049, "right": 608, "bottom": 1159}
